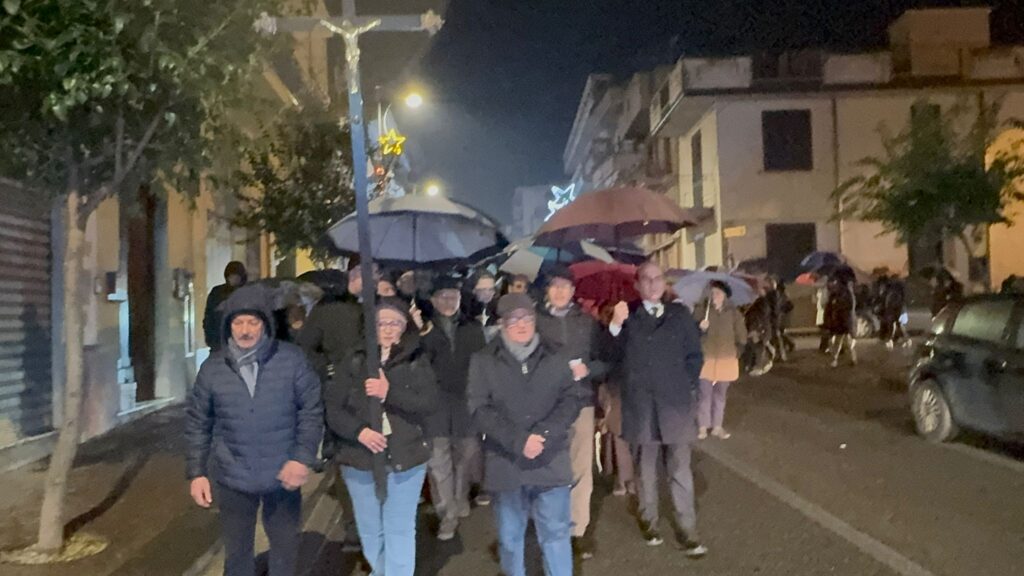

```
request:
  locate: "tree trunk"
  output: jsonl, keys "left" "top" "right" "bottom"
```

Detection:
{"left": 36, "top": 173, "right": 86, "bottom": 553}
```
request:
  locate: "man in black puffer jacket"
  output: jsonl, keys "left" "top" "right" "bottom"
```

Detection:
{"left": 186, "top": 284, "right": 323, "bottom": 576}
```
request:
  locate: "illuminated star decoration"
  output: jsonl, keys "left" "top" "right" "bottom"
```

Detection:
{"left": 545, "top": 183, "right": 577, "bottom": 221}
{"left": 379, "top": 128, "right": 407, "bottom": 156}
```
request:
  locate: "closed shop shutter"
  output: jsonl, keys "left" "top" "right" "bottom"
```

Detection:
{"left": 0, "top": 181, "right": 53, "bottom": 446}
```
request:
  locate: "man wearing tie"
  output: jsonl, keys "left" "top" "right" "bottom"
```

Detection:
{"left": 609, "top": 262, "right": 706, "bottom": 557}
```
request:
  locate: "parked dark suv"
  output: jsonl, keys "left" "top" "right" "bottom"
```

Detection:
{"left": 908, "top": 294, "right": 1024, "bottom": 443}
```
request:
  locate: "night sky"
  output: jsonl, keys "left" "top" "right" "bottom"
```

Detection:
{"left": 397, "top": 0, "right": 1024, "bottom": 224}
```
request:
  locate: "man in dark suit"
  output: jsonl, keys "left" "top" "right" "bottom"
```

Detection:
{"left": 609, "top": 261, "right": 706, "bottom": 557}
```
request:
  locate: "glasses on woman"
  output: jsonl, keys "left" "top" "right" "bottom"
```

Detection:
{"left": 377, "top": 319, "right": 407, "bottom": 330}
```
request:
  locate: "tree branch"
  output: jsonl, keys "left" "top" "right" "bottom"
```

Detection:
{"left": 115, "top": 107, "right": 164, "bottom": 189}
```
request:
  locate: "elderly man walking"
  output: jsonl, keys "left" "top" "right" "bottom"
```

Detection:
{"left": 186, "top": 285, "right": 323, "bottom": 576}
{"left": 610, "top": 261, "right": 707, "bottom": 557}
{"left": 420, "top": 277, "right": 487, "bottom": 541}
{"left": 535, "top": 266, "right": 607, "bottom": 560}
{"left": 468, "top": 293, "right": 578, "bottom": 576}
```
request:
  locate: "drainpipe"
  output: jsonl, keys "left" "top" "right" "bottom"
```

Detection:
{"left": 831, "top": 96, "right": 843, "bottom": 255}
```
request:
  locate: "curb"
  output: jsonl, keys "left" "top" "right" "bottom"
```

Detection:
{"left": 181, "top": 470, "right": 338, "bottom": 576}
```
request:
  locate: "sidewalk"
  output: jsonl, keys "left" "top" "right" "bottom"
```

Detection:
{"left": 0, "top": 406, "right": 222, "bottom": 576}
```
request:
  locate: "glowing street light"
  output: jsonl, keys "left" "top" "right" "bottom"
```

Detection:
{"left": 426, "top": 183, "right": 441, "bottom": 197}
{"left": 404, "top": 92, "right": 424, "bottom": 109}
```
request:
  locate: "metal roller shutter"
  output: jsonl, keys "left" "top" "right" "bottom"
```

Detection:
{"left": 0, "top": 181, "right": 53, "bottom": 446}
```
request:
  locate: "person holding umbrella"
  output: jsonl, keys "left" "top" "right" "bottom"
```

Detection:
{"left": 535, "top": 265, "right": 608, "bottom": 560}
{"left": 694, "top": 280, "right": 747, "bottom": 440}
{"left": 324, "top": 297, "right": 439, "bottom": 576}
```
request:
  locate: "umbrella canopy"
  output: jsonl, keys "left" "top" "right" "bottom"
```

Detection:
{"left": 734, "top": 257, "right": 769, "bottom": 276}
{"left": 326, "top": 195, "right": 508, "bottom": 269}
{"left": 569, "top": 261, "right": 639, "bottom": 307}
{"left": 672, "top": 271, "right": 758, "bottom": 308}
{"left": 534, "top": 186, "right": 711, "bottom": 246}
{"left": 496, "top": 237, "right": 615, "bottom": 281}
{"left": 800, "top": 251, "right": 846, "bottom": 271}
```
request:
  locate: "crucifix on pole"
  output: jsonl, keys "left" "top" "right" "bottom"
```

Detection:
{"left": 256, "top": 1, "right": 443, "bottom": 494}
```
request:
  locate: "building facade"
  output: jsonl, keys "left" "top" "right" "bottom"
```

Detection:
{"left": 649, "top": 7, "right": 1024, "bottom": 284}
{"left": 0, "top": 0, "right": 337, "bottom": 467}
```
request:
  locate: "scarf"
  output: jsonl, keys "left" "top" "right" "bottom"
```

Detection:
{"left": 434, "top": 314, "right": 457, "bottom": 351}
{"left": 228, "top": 334, "right": 270, "bottom": 397}
{"left": 548, "top": 302, "right": 573, "bottom": 318}
{"left": 500, "top": 332, "right": 540, "bottom": 363}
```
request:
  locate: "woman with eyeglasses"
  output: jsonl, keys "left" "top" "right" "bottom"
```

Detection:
{"left": 324, "top": 297, "right": 439, "bottom": 576}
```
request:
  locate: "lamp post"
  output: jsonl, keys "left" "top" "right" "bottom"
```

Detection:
{"left": 257, "top": 1, "right": 443, "bottom": 496}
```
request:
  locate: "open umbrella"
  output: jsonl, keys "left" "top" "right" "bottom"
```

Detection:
{"left": 800, "top": 251, "right": 846, "bottom": 271}
{"left": 534, "top": 186, "right": 711, "bottom": 246}
{"left": 327, "top": 195, "right": 508, "bottom": 268}
{"left": 672, "top": 270, "right": 758, "bottom": 308}
{"left": 569, "top": 261, "right": 639, "bottom": 307}
{"left": 494, "top": 237, "right": 615, "bottom": 281}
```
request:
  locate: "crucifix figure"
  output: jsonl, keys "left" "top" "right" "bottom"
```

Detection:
{"left": 256, "top": 0, "right": 443, "bottom": 498}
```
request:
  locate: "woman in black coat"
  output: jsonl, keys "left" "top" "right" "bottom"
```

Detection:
{"left": 324, "top": 297, "right": 438, "bottom": 576}
{"left": 824, "top": 277, "right": 857, "bottom": 368}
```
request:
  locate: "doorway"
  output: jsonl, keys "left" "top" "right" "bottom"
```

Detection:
{"left": 765, "top": 223, "right": 817, "bottom": 280}
{"left": 127, "top": 185, "right": 156, "bottom": 401}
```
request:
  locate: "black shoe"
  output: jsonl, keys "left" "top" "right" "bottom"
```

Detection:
{"left": 572, "top": 536, "right": 594, "bottom": 560}
{"left": 677, "top": 536, "right": 708, "bottom": 558}
{"left": 641, "top": 523, "right": 664, "bottom": 546}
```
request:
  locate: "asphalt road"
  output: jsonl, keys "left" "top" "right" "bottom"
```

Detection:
{"left": 302, "top": 342, "right": 1024, "bottom": 576}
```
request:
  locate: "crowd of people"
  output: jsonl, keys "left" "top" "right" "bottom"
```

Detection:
{"left": 186, "top": 259, "right": 739, "bottom": 576}
{"left": 184, "top": 256, "right": 976, "bottom": 576}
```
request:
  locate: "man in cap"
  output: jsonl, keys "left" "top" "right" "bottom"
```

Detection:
{"left": 187, "top": 284, "right": 323, "bottom": 576}
{"left": 467, "top": 293, "right": 578, "bottom": 576}
{"left": 419, "top": 276, "right": 487, "bottom": 541}
{"left": 609, "top": 261, "right": 707, "bottom": 557}
{"left": 534, "top": 266, "right": 607, "bottom": 560}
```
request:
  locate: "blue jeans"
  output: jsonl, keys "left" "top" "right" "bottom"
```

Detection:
{"left": 494, "top": 485, "right": 572, "bottom": 576}
{"left": 341, "top": 464, "right": 427, "bottom": 576}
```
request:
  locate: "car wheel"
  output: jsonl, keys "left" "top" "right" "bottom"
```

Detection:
{"left": 911, "top": 380, "right": 959, "bottom": 443}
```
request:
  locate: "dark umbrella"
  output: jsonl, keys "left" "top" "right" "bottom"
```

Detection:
{"left": 800, "top": 251, "right": 846, "bottom": 271}
{"left": 327, "top": 195, "right": 508, "bottom": 269}
{"left": 534, "top": 186, "right": 711, "bottom": 246}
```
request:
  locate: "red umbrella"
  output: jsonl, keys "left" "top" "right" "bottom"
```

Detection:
{"left": 570, "top": 261, "right": 639, "bottom": 308}
{"left": 535, "top": 186, "right": 711, "bottom": 246}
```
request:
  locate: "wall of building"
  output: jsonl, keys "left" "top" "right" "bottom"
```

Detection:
{"left": 713, "top": 97, "right": 841, "bottom": 267}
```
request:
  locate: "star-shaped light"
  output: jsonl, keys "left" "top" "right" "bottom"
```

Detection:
{"left": 379, "top": 129, "right": 407, "bottom": 156}
{"left": 545, "top": 183, "right": 577, "bottom": 221}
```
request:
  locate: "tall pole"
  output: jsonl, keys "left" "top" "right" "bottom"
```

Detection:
{"left": 324, "top": 15, "right": 384, "bottom": 379}
{"left": 259, "top": 0, "right": 443, "bottom": 497}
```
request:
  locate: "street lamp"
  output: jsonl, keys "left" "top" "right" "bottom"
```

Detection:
{"left": 426, "top": 183, "right": 441, "bottom": 197}
{"left": 404, "top": 92, "right": 424, "bottom": 109}
{"left": 378, "top": 90, "right": 425, "bottom": 139}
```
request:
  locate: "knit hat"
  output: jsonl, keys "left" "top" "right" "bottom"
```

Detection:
{"left": 376, "top": 296, "right": 410, "bottom": 322}
{"left": 497, "top": 293, "right": 536, "bottom": 318}
{"left": 431, "top": 275, "right": 463, "bottom": 294}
